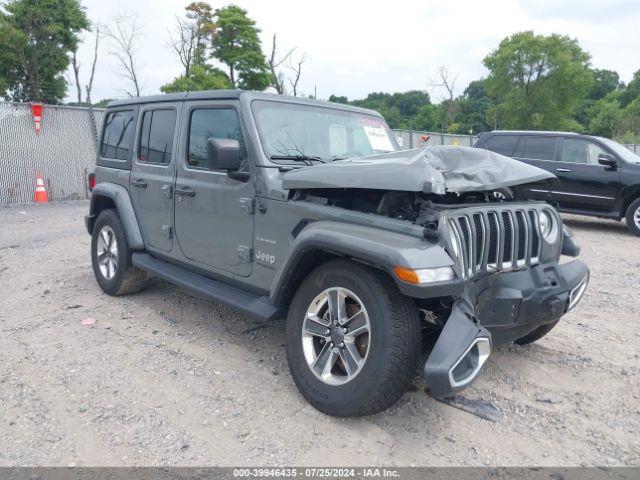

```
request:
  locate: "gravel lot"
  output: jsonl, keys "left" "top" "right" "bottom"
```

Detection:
{"left": 0, "top": 201, "right": 639, "bottom": 467}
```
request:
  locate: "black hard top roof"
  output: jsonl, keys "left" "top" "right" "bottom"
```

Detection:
{"left": 106, "top": 90, "right": 381, "bottom": 117}
{"left": 484, "top": 130, "right": 586, "bottom": 137}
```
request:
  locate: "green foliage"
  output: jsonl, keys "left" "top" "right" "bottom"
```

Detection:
{"left": 160, "top": 65, "right": 231, "bottom": 93}
{"left": 587, "top": 99, "right": 622, "bottom": 137}
{"left": 186, "top": 2, "right": 216, "bottom": 69}
{"left": 588, "top": 69, "right": 621, "bottom": 100}
{"left": 211, "top": 5, "right": 270, "bottom": 91}
{"left": 483, "top": 31, "right": 592, "bottom": 130}
{"left": 619, "top": 70, "right": 640, "bottom": 108}
{"left": 0, "top": 0, "right": 89, "bottom": 103}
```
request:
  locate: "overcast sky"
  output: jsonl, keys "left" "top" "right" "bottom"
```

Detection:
{"left": 71, "top": 0, "right": 640, "bottom": 103}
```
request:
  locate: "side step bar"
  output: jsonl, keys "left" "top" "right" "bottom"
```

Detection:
{"left": 131, "top": 253, "right": 286, "bottom": 321}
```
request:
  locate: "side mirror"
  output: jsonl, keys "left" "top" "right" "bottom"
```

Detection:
{"left": 207, "top": 138, "right": 242, "bottom": 171}
{"left": 598, "top": 153, "right": 618, "bottom": 169}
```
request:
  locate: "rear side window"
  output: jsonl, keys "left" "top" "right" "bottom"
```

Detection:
{"left": 188, "top": 108, "right": 246, "bottom": 169}
{"left": 138, "top": 109, "right": 177, "bottom": 164}
{"left": 513, "top": 136, "right": 556, "bottom": 160}
{"left": 485, "top": 135, "right": 519, "bottom": 156}
{"left": 101, "top": 110, "right": 135, "bottom": 160}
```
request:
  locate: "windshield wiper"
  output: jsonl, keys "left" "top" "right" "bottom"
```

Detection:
{"left": 269, "top": 154, "right": 326, "bottom": 164}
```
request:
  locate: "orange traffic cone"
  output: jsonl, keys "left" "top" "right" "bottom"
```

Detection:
{"left": 35, "top": 172, "right": 48, "bottom": 203}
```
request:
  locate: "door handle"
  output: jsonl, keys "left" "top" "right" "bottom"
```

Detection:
{"left": 132, "top": 179, "right": 148, "bottom": 188}
{"left": 556, "top": 168, "right": 572, "bottom": 173}
{"left": 175, "top": 186, "right": 196, "bottom": 197}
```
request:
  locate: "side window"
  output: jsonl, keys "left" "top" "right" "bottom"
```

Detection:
{"left": 138, "top": 109, "right": 177, "bottom": 164}
{"left": 561, "top": 138, "right": 607, "bottom": 165}
{"left": 101, "top": 110, "right": 135, "bottom": 160}
{"left": 188, "top": 108, "right": 246, "bottom": 170}
{"left": 513, "top": 136, "right": 556, "bottom": 160}
{"left": 485, "top": 135, "right": 519, "bottom": 156}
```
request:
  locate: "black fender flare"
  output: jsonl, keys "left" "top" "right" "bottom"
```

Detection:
{"left": 86, "top": 183, "right": 144, "bottom": 250}
{"left": 269, "top": 221, "right": 456, "bottom": 305}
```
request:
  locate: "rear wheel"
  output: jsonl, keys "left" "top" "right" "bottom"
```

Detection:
{"left": 625, "top": 198, "right": 640, "bottom": 237}
{"left": 91, "top": 209, "right": 149, "bottom": 296}
{"left": 285, "top": 260, "right": 421, "bottom": 417}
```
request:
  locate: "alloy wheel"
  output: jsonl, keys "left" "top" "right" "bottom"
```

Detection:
{"left": 96, "top": 225, "right": 118, "bottom": 279}
{"left": 301, "top": 287, "right": 371, "bottom": 386}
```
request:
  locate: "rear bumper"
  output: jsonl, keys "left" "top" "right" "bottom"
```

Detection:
{"left": 424, "top": 259, "right": 589, "bottom": 398}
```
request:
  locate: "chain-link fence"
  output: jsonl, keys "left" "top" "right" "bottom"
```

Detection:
{"left": 392, "top": 129, "right": 478, "bottom": 149}
{"left": 0, "top": 102, "right": 104, "bottom": 205}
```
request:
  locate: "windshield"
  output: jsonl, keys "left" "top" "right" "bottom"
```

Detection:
{"left": 598, "top": 137, "right": 640, "bottom": 164}
{"left": 251, "top": 100, "right": 400, "bottom": 164}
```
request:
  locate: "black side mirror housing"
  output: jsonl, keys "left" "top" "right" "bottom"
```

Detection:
{"left": 598, "top": 153, "right": 618, "bottom": 169}
{"left": 207, "top": 138, "right": 242, "bottom": 171}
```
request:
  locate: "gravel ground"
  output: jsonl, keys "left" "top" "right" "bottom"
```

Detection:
{"left": 0, "top": 201, "right": 638, "bottom": 467}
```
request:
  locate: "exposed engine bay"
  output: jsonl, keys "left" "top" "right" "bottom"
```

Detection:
{"left": 291, "top": 188, "right": 515, "bottom": 227}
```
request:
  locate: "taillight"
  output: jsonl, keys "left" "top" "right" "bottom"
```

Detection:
{"left": 88, "top": 172, "right": 96, "bottom": 192}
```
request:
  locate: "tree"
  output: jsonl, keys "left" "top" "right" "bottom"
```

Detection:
{"left": 427, "top": 66, "right": 460, "bottom": 131}
{"left": 160, "top": 64, "right": 230, "bottom": 93}
{"left": 168, "top": 2, "right": 215, "bottom": 77}
{"left": 211, "top": 5, "right": 270, "bottom": 91}
{"left": 588, "top": 69, "right": 621, "bottom": 100}
{"left": 587, "top": 99, "right": 622, "bottom": 138}
{"left": 0, "top": 0, "right": 89, "bottom": 103}
{"left": 105, "top": 14, "right": 145, "bottom": 97}
{"left": 483, "top": 31, "right": 592, "bottom": 130}
{"left": 619, "top": 70, "right": 640, "bottom": 108}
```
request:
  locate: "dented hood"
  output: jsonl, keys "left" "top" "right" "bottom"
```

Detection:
{"left": 282, "top": 145, "right": 557, "bottom": 194}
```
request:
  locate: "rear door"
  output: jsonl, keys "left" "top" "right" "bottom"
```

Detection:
{"left": 173, "top": 100, "right": 255, "bottom": 276}
{"left": 511, "top": 135, "right": 559, "bottom": 202}
{"left": 129, "top": 103, "right": 180, "bottom": 252}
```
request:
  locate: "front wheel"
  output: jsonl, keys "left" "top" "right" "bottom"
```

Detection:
{"left": 285, "top": 260, "right": 421, "bottom": 417}
{"left": 625, "top": 198, "right": 640, "bottom": 237}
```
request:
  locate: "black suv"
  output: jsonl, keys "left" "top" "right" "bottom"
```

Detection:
{"left": 474, "top": 131, "right": 640, "bottom": 236}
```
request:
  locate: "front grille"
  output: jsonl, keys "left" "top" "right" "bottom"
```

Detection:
{"left": 445, "top": 206, "right": 543, "bottom": 279}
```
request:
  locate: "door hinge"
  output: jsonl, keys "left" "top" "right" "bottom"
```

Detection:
{"left": 161, "top": 184, "right": 173, "bottom": 199}
{"left": 161, "top": 225, "right": 173, "bottom": 239}
{"left": 239, "top": 197, "right": 255, "bottom": 215}
{"left": 237, "top": 245, "right": 252, "bottom": 263}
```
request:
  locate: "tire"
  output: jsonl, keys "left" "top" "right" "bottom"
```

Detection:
{"left": 514, "top": 320, "right": 559, "bottom": 345}
{"left": 91, "top": 209, "right": 149, "bottom": 296}
{"left": 285, "top": 259, "right": 421, "bottom": 417}
{"left": 625, "top": 198, "right": 640, "bottom": 237}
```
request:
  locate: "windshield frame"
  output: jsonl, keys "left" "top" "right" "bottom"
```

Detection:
{"left": 597, "top": 137, "right": 640, "bottom": 164}
{"left": 249, "top": 98, "right": 400, "bottom": 166}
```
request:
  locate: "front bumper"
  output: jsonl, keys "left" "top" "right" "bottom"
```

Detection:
{"left": 424, "top": 259, "right": 589, "bottom": 398}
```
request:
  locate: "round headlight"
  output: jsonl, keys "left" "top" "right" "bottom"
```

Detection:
{"left": 539, "top": 210, "right": 556, "bottom": 241}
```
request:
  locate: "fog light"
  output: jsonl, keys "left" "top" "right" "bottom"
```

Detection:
{"left": 394, "top": 266, "right": 455, "bottom": 285}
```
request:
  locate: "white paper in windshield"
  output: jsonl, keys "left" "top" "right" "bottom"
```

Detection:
{"left": 363, "top": 125, "right": 393, "bottom": 151}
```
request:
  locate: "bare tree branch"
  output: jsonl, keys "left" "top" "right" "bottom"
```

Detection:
{"left": 168, "top": 15, "right": 196, "bottom": 77}
{"left": 287, "top": 52, "right": 308, "bottom": 97}
{"left": 105, "top": 14, "right": 144, "bottom": 97}
{"left": 85, "top": 25, "right": 101, "bottom": 104}
{"left": 427, "top": 66, "right": 458, "bottom": 102}
{"left": 268, "top": 33, "right": 295, "bottom": 95}
{"left": 71, "top": 49, "right": 82, "bottom": 103}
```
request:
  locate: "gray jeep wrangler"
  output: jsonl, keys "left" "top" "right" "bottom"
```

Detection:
{"left": 86, "top": 90, "right": 589, "bottom": 417}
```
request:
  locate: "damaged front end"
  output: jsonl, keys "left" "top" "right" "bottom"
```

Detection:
{"left": 283, "top": 146, "right": 590, "bottom": 398}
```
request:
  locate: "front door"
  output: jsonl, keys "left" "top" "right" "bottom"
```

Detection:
{"left": 551, "top": 137, "right": 621, "bottom": 212}
{"left": 173, "top": 101, "right": 255, "bottom": 276}
{"left": 129, "top": 104, "right": 180, "bottom": 252}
